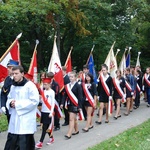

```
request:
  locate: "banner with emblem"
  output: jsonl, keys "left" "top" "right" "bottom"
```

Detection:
{"left": 48, "top": 36, "right": 64, "bottom": 91}
{"left": 104, "top": 41, "right": 117, "bottom": 78}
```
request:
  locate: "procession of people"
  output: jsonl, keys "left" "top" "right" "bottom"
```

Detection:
{"left": 0, "top": 57, "right": 150, "bottom": 150}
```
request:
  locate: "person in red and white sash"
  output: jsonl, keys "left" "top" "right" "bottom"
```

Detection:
{"left": 134, "top": 69, "right": 142, "bottom": 109}
{"left": 113, "top": 70, "right": 126, "bottom": 119}
{"left": 143, "top": 67, "right": 150, "bottom": 107}
{"left": 35, "top": 78, "right": 55, "bottom": 148}
{"left": 96, "top": 64, "right": 112, "bottom": 124}
{"left": 60, "top": 71, "right": 83, "bottom": 139}
{"left": 82, "top": 73, "right": 97, "bottom": 132}
{"left": 61, "top": 66, "right": 70, "bottom": 126}
{"left": 124, "top": 68, "right": 135, "bottom": 115}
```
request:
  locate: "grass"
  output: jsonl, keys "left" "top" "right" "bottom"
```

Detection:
{"left": 0, "top": 114, "right": 8, "bottom": 132}
{"left": 88, "top": 119, "right": 150, "bottom": 150}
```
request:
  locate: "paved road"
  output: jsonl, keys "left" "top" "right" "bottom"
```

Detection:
{"left": 0, "top": 99, "right": 150, "bottom": 150}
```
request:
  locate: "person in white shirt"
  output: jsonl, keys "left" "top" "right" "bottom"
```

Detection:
{"left": 35, "top": 78, "right": 55, "bottom": 148}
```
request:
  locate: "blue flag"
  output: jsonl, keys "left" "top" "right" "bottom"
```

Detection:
{"left": 88, "top": 54, "right": 98, "bottom": 84}
{"left": 126, "top": 52, "right": 130, "bottom": 68}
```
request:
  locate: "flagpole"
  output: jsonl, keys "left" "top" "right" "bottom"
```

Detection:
{"left": 28, "top": 39, "right": 39, "bottom": 74}
{"left": 86, "top": 45, "right": 95, "bottom": 65}
{"left": 115, "top": 49, "right": 120, "bottom": 58}
{"left": 65, "top": 46, "right": 73, "bottom": 66}
{"left": 0, "top": 33, "right": 22, "bottom": 62}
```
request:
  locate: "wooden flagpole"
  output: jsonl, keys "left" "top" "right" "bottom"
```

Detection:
{"left": 65, "top": 46, "right": 73, "bottom": 66}
{"left": 86, "top": 45, "right": 95, "bottom": 65}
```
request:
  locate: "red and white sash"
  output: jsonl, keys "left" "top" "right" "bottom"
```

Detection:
{"left": 81, "top": 73, "right": 85, "bottom": 82}
{"left": 78, "top": 109, "right": 85, "bottom": 121}
{"left": 144, "top": 74, "right": 150, "bottom": 87}
{"left": 100, "top": 73, "right": 110, "bottom": 96}
{"left": 55, "top": 100, "right": 64, "bottom": 118}
{"left": 65, "top": 83, "right": 78, "bottom": 106}
{"left": 47, "top": 115, "right": 54, "bottom": 135}
{"left": 36, "top": 108, "right": 41, "bottom": 118}
{"left": 125, "top": 80, "right": 132, "bottom": 92}
{"left": 108, "top": 98, "right": 113, "bottom": 116}
{"left": 38, "top": 87, "right": 52, "bottom": 110}
{"left": 136, "top": 83, "right": 141, "bottom": 92}
{"left": 113, "top": 78, "right": 126, "bottom": 103}
{"left": 82, "top": 83, "right": 94, "bottom": 107}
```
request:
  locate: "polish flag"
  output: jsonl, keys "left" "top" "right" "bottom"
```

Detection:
{"left": 65, "top": 47, "right": 73, "bottom": 73}
{"left": 28, "top": 40, "right": 39, "bottom": 83}
{"left": 48, "top": 36, "right": 64, "bottom": 91}
{"left": 0, "top": 33, "right": 22, "bottom": 82}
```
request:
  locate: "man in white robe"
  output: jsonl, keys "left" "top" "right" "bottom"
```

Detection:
{"left": 4, "top": 65, "right": 39, "bottom": 150}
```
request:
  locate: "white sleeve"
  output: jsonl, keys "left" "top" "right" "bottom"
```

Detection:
{"left": 50, "top": 90, "right": 55, "bottom": 115}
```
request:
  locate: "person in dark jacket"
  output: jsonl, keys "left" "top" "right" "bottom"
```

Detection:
{"left": 1, "top": 59, "right": 19, "bottom": 123}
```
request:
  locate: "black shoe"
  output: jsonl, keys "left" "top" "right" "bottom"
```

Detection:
{"left": 95, "top": 121, "right": 102, "bottom": 125}
{"left": 82, "top": 128, "right": 89, "bottom": 132}
{"left": 54, "top": 127, "right": 60, "bottom": 131}
{"left": 117, "top": 115, "right": 121, "bottom": 118}
{"left": 114, "top": 116, "right": 118, "bottom": 120}
{"left": 72, "top": 131, "right": 79, "bottom": 135}
{"left": 89, "top": 125, "right": 94, "bottom": 129}
{"left": 62, "top": 122, "right": 69, "bottom": 126}
{"left": 105, "top": 120, "right": 109, "bottom": 123}
{"left": 65, "top": 135, "right": 71, "bottom": 139}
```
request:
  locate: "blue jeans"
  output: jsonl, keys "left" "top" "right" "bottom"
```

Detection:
{"left": 146, "top": 88, "right": 150, "bottom": 104}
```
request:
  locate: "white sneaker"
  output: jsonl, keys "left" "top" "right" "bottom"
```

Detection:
{"left": 46, "top": 137, "right": 54, "bottom": 145}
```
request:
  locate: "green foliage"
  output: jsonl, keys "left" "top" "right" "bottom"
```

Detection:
{"left": 0, "top": 114, "right": 8, "bottom": 132}
{"left": 88, "top": 119, "right": 150, "bottom": 150}
{"left": 0, "top": 0, "right": 149, "bottom": 72}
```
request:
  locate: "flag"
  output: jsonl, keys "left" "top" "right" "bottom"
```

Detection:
{"left": 126, "top": 50, "right": 130, "bottom": 68}
{"left": 136, "top": 52, "right": 141, "bottom": 67}
{"left": 28, "top": 40, "right": 39, "bottom": 83}
{"left": 48, "top": 36, "right": 64, "bottom": 91}
{"left": 119, "top": 49, "right": 127, "bottom": 75}
{"left": 0, "top": 33, "right": 22, "bottom": 82}
{"left": 87, "top": 53, "right": 97, "bottom": 84}
{"left": 104, "top": 41, "right": 117, "bottom": 78}
{"left": 65, "top": 47, "right": 73, "bottom": 73}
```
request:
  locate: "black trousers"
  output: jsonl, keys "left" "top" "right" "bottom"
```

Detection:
{"left": 40, "top": 124, "right": 51, "bottom": 142}
{"left": 4, "top": 133, "right": 35, "bottom": 150}
{"left": 63, "top": 106, "right": 69, "bottom": 124}
{"left": 54, "top": 109, "right": 60, "bottom": 128}
{"left": 135, "top": 91, "right": 140, "bottom": 107}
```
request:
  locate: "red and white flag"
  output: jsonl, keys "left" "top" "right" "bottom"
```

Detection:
{"left": 28, "top": 40, "right": 39, "bottom": 83}
{"left": 0, "top": 33, "right": 22, "bottom": 82}
{"left": 48, "top": 36, "right": 64, "bottom": 91}
{"left": 104, "top": 41, "right": 117, "bottom": 78}
{"left": 65, "top": 47, "right": 73, "bottom": 73}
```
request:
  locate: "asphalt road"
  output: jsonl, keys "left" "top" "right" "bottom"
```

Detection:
{"left": 0, "top": 99, "right": 150, "bottom": 150}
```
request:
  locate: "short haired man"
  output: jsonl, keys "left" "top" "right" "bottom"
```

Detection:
{"left": 4, "top": 65, "right": 39, "bottom": 150}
